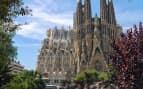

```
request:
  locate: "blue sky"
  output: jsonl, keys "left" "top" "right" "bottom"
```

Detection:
{"left": 13, "top": 0, "right": 143, "bottom": 70}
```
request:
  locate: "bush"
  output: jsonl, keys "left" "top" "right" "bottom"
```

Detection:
{"left": 74, "top": 69, "right": 109, "bottom": 83}
{"left": 1, "top": 71, "right": 45, "bottom": 89}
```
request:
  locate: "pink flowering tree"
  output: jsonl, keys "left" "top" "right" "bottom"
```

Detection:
{"left": 110, "top": 22, "right": 143, "bottom": 89}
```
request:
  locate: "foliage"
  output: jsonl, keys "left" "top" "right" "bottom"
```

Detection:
{"left": 1, "top": 70, "right": 45, "bottom": 89}
{"left": 0, "top": 0, "right": 31, "bottom": 23}
{"left": 74, "top": 69, "right": 109, "bottom": 83}
{"left": 0, "top": 66, "right": 15, "bottom": 87}
{"left": 0, "top": 0, "right": 31, "bottom": 88}
{"left": 110, "top": 22, "right": 143, "bottom": 89}
{"left": 98, "top": 72, "right": 109, "bottom": 81}
{"left": 0, "top": 27, "right": 17, "bottom": 62}
{"left": 0, "top": 27, "right": 17, "bottom": 88}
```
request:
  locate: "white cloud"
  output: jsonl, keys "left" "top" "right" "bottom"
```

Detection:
{"left": 32, "top": 8, "right": 73, "bottom": 26}
{"left": 17, "top": 0, "right": 73, "bottom": 40}
{"left": 17, "top": 22, "right": 47, "bottom": 40}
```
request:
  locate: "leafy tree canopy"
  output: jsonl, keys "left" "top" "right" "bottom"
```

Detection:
{"left": 1, "top": 70, "right": 45, "bottom": 89}
{"left": 0, "top": 0, "right": 31, "bottom": 24}
{"left": 0, "top": 0, "right": 31, "bottom": 88}
{"left": 74, "top": 69, "right": 109, "bottom": 83}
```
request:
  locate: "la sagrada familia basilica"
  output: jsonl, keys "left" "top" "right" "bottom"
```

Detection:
{"left": 37, "top": 0, "right": 122, "bottom": 83}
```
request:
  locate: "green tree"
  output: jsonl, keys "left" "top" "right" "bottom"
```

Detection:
{"left": 0, "top": 27, "right": 17, "bottom": 87}
{"left": 0, "top": 0, "right": 31, "bottom": 24}
{"left": 0, "top": 0, "right": 31, "bottom": 88}
{"left": 1, "top": 71, "right": 45, "bottom": 89}
{"left": 74, "top": 69, "right": 109, "bottom": 83}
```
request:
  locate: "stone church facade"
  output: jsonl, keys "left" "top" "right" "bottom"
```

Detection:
{"left": 73, "top": 0, "right": 121, "bottom": 73}
{"left": 37, "top": 0, "right": 122, "bottom": 82}
{"left": 36, "top": 27, "right": 75, "bottom": 83}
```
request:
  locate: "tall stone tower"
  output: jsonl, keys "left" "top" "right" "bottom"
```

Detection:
{"left": 73, "top": 0, "right": 122, "bottom": 73}
{"left": 84, "top": 0, "right": 93, "bottom": 66}
{"left": 73, "top": 0, "right": 84, "bottom": 72}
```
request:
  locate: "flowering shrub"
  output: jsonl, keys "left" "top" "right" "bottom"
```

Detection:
{"left": 110, "top": 22, "right": 143, "bottom": 89}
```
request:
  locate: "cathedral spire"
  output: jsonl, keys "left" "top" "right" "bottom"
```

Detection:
{"left": 108, "top": 0, "right": 116, "bottom": 25}
{"left": 77, "top": 0, "right": 81, "bottom": 3}
{"left": 76, "top": 0, "right": 83, "bottom": 25}
{"left": 100, "top": 0, "right": 107, "bottom": 22}
{"left": 84, "top": 0, "right": 92, "bottom": 21}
